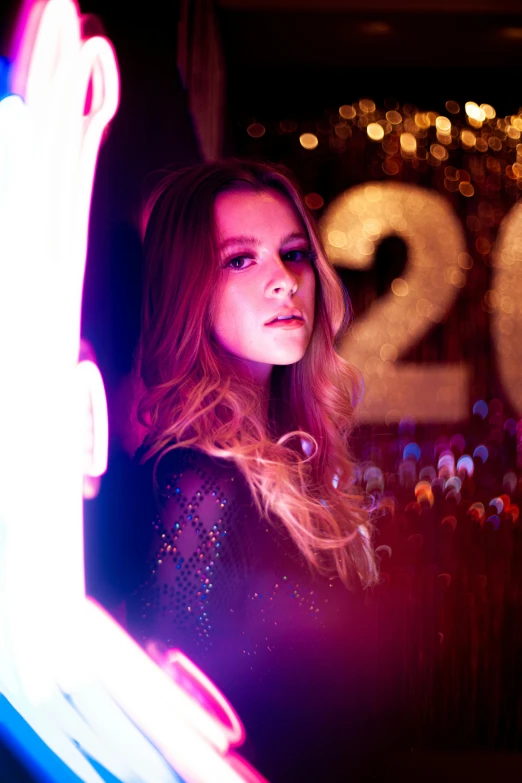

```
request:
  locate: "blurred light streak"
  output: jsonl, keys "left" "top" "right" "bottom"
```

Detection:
{"left": 0, "top": 2, "right": 266, "bottom": 782}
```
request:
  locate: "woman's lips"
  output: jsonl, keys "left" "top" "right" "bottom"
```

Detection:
{"left": 264, "top": 318, "right": 304, "bottom": 329}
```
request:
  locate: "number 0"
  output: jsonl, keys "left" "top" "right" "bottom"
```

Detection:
{"left": 491, "top": 201, "right": 522, "bottom": 417}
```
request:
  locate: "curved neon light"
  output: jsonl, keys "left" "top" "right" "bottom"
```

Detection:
{"left": 0, "top": 2, "right": 267, "bottom": 781}
{"left": 77, "top": 360, "right": 109, "bottom": 478}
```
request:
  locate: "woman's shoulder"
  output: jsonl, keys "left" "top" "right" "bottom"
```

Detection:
{"left": 134, "top": 442, "right": 250, "bottom": 502}
{"left": 135, "top": 441, "right": 237, "bottom": 472}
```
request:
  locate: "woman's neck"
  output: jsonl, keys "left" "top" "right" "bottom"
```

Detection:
{"left": 225, "top": 355, "right": 272, "bottom": 418}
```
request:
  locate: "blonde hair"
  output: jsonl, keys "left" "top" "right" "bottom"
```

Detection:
{"left": 135, "top": 159, "right": 378, "bottom": 589}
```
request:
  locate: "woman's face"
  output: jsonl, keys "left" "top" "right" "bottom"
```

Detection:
{"left": 212, "top": 187, "right": 316, "bottom": 384}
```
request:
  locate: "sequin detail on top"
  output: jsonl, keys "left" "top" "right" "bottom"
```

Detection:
{"left": 131, "top": 449, "right": 255, "bottom": 653}
{"left": 151, "top": 483, "right": 226, "bottom": 640}
{"left": 127, "top": 446, "right": 351, "bottom": 675}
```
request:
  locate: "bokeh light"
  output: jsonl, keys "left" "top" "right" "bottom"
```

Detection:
{"left": 386, "top": 110, "right": 402, "bottom": 125}
{"left": 367, "top": 123, "right": 384, "bottom": 141}
{"left": 473, "top": 445, "right": 489, "bottom": 463}
{"left": 465, "top": 102, "right": 486, "bottom": 124}
{"left": 489, "top": 497, "right": 504, "bottom": 514}
{"left": 359, "top": 98, "right": 376, "bottom": 114}
{"left": 305, "top": 192, "right": 324, "bottom": 210}
{"left": 414, "top": 112, "right": 430, "bottom": 129}
{"left": 435, "top": 116, "right": 451, "bottom": 134}
{"left": 400, "top": 132, "right": 417, "bottom": 155}
{"left": 473, "top": 400, "right": 489, "bottom": 419}
{"left": 247, "top": 123, "right": 265, "bottom": 138}
{"left": 299, "top": 133, "right": 319, "bottom": 150}
{"left": 404, "top": 443, "right": 421, "bottom": 461}
{"left": 460, "top": 129, "right": 476, "bottom": 148}
{"left": 486, "top": 514, "right": 501, "bottom": 530}
{"left": 457, "top": 455, "right": 474, "bottom": 477}
{"left": 391, "top": 277, "right": 409, "bottom": 296}
{"left": 339, "top": 104, "right": 356, "bottom": 120}
{"left": 445, "top": 100, "right": 460, "bottom": 114}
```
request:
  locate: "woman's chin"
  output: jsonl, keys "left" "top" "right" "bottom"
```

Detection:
{"left": 271, "top": 349, "right": 308, "bottom": 366}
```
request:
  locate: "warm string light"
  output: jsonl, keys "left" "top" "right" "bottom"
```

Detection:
{"left": 245, "top": 98, "right": 522, "bottom": 203}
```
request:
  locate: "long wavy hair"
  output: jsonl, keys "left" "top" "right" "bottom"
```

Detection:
{"left": 135, "top": 159, "right": 378, "bottom": 589}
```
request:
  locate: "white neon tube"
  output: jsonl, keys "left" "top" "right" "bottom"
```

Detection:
{"left": 0, "top": 2, "right": 267, "bottom": 781}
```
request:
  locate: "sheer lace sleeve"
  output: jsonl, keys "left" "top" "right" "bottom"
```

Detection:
{"left": 129, "top": 448, "right": 256, "bottom": 656}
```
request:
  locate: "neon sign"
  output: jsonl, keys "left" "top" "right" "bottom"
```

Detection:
{"left": 0, "top": 2, "right": 266, "bottom": 781}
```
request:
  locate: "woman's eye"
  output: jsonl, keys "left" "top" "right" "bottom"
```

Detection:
{"left": 281, "top": 248, "right": 314, "bottom": 263}
{"left": 225, "top": 255, "right": 255, "bottom": 270}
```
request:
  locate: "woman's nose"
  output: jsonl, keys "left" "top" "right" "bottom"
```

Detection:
{"left": 266, "top": 257, "right": 298, "bottom": 296}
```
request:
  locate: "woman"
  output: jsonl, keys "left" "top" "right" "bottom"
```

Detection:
{"left": 127, "top": 160, "right": 390, "bottom": 781}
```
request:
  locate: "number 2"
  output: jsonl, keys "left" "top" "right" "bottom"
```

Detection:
{"left": 321, "top": 182, "right": 470, "bottom": 423}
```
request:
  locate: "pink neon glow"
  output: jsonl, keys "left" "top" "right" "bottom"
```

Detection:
{"left": 0, "top": 2, "right": 267, "bottom": 781}
{"left": 8, "top": 0, "right": 46, "bottom": 95}
{"left": 147, "top": 644, "right": 245, "bottom": 747}
{"left": 84, "top": 600, "right": 269, "bottom": 782}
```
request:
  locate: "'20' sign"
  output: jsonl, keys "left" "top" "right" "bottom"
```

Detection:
{"left": 321, "top": 182, "right": 521, "bottom": 423}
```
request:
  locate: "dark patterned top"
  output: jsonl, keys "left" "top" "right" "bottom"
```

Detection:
{"left": 126, "top": 446, "right": 403, "bottom": 782}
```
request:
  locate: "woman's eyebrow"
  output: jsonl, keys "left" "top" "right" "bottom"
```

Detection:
{"left": 219, "top": 235, "right": 260, "bottom": 251}
{"left": 219, "top": 231, "right": 309, "bottom": 252}
{"left": 280, "top": 231, "right": 309, "bottom": 245}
